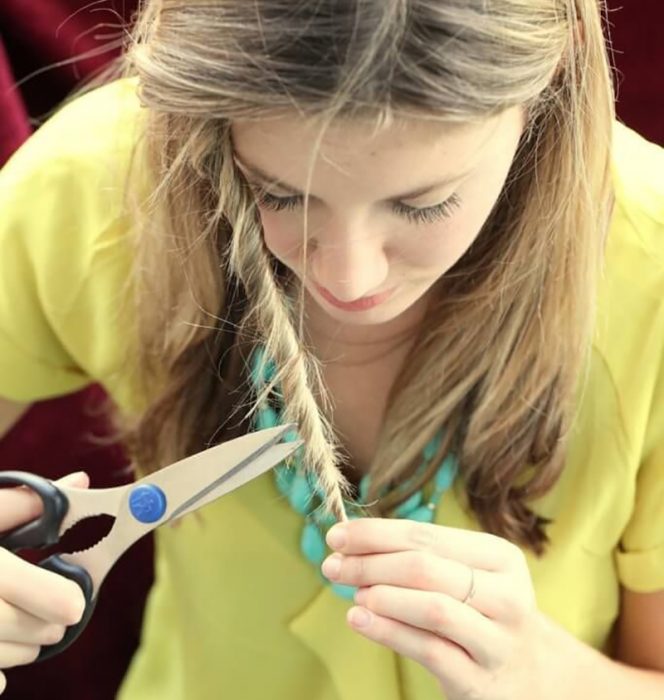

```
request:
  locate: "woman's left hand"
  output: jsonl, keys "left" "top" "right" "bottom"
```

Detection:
{"left": 321, "top": 518, "right": 555, "bottom": 700}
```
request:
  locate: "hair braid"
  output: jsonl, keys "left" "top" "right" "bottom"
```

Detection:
{"left": 216, "top": 128, "right": 351, "bottom": 522}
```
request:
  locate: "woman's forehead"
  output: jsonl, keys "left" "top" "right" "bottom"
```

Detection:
{"left": 231, "top": 106, "right": 523, "bottom": 185}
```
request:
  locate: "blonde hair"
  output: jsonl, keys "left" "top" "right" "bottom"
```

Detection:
{"left": 102, "top": 0, "right": 614, "bottom": 551}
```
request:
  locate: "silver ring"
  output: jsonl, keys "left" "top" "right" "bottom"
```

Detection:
{"left": 461, "top": 566, "right": 476, "bottom": 604}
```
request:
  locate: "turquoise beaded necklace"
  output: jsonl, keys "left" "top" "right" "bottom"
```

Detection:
{"left": 250, "top": 345, "right": 458, "bottom": 600}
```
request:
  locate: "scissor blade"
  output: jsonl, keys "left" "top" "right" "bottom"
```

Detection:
{"left": 62, "top": 425, "right": 300, "bottom": 596}
{"left": 135, "top": 424, "right": 297, "bottom": 517}
{"left": 166, "top": 440, "right": 302, "bottom": 522}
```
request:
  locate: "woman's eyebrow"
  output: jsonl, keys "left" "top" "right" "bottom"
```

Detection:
{"left": 234, "top": 156, "right": 473, "bottom": 202}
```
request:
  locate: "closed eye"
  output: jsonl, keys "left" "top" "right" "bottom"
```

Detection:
{"left": 247, "top": 184, "right": 462, "bottom": 225}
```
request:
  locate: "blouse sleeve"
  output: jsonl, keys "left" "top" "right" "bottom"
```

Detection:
{"left": 615, "top": 303, "right": 664, "bottom": 592}
{"left": 0, "top": 80, "right": 141, "bottom": 404}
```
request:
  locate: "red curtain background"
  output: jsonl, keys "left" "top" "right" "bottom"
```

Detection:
{"left": 1, "top": 2, "right": 663, "bottom": 698}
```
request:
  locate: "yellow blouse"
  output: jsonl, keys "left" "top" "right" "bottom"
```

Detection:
{"left": 0, "top": 78, "right": 663, "bottom": 700}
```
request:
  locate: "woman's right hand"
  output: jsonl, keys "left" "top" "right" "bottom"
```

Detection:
{"left": 0, "top": 471, "right": 89, "bottom": 695}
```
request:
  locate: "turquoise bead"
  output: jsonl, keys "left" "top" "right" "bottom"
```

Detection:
{"left": 320, "top": 512, "right": 338, "bottom": 530}
{"left": 358, "top": 475, "right": 370, "bottom": 502}
{"left": 275, "top": 465, "right": 295, "bottom": 494}
{"left": 331, "top": 582, "right": 357, "bottom": 600}
{"left": 283, "top": 428, "right": 299, "bottom": 443}
{"left": 249, "top": 345, "right": 458, "bottom": 603}
{"left": 423, "top": 432, "right": 442, "bottom": 461}
{"left": 410, "top": 505, "right": 435, "bottom": 522}
{"left": 256, "top": 404, "right": 279, "bottom": 429}
{"left": 312, "top": 507, "right": 337, "bottom": 530}
{"left": 289, "top": 472, "right": 314, "bottom": 514}
{"left": 303, "top": 471, "right": 326, "bottom": 500}
{"left": 393, "top": 489, "right": 423, "bottom": 517}
{"left": 252, "top": 346, "right": 277, "bottom": 383}
{"left": 301, "top": 521, "right": 326, "bottom": 564}
{"left": 435, "top": 454, "right": 458, "bottom": 490}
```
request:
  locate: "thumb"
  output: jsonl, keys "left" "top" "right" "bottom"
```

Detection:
{"left": 0, "top": 471, "right": 89, "bottom": 533}
{"left": 56, "top": 471, "right": 90, "bottom": 489}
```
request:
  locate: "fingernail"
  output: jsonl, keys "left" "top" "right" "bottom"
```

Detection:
{"left": 354, "top": 588, "right": 367, "bottom": 605}
{"left": 326, "top": 525, "right": 347, "bottom": 550}
{"left": 349, "top": 607, "right": 371, "bottom": 628}
{"left": 322, "top": 553, "right": 342, "bottom": 580}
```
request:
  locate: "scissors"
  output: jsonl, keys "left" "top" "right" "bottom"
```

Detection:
{"left": 0, "top": 424, "right": 300, "bottom": 662}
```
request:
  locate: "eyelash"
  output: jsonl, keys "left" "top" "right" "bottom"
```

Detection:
{"left": 250, "top": 186, "right": 462, "bottom": 225}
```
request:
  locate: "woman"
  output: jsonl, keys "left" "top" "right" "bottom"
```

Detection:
{"left": 0, "top": 1, "right": 662, "bottom": 698}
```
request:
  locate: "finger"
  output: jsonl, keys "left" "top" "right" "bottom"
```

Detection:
{"left": 0, "top": 599, "right": 66, "bottom": 646}
{"left": 57, "top": 472, "right": 90, "bottom": 489}
{"left": 0, "top": 471, "right": 89, "bottom": 533}
{"left": 322, "top": 550, "right": 504, "bottom": 619}
{"left": 0, "top": 549, "right": 86, "bottom": 625}
{"left": 346, "top": 604, "right": 481, "bottom": 695}
{"left": 0, "top": 670, "right": 6, "bottom": 695}
{"left": 0, "top": 641, "right": 40, "bottom": 669}
{"left": 327, "top": 518, "right": 520, "bottom": 572}
{"left": 354, "top": 584, "right": 503, "bottom": 667}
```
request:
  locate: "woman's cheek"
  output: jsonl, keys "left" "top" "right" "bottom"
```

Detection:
{"left": 259, "top": 211, "right": 303, "bottom": 268}
{"left": 399, "top": 210, "right": 480, "bottom": 271}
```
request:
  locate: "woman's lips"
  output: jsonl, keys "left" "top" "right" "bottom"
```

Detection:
{"left": 313, "top": 283, "right": 394, "bottom": 312}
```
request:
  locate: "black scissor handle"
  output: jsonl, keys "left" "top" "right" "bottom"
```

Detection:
{"left": 0, "top": 472, "right": 97, "bottom": 660}
{"left": 0, "top": 471, "right": 69, "bottom": 551}
{"left": 36, "top": 554, "right": 97, "bottom": 661}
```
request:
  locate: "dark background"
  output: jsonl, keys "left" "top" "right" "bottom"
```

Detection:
{"left": 1, "top": 1, "right": 663, "bottom": 698}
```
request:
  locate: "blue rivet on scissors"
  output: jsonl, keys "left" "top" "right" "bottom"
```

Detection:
{"left": 129, "top": 484, "right": 167, "bottom": 524}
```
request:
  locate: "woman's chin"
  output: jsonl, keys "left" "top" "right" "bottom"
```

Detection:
{"left": 321, "top": 305, "right": 397, "bottom": 325}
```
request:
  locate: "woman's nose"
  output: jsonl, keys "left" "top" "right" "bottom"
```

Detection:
{"left": 309, "top": 235, "right": 389, "bottom": 302}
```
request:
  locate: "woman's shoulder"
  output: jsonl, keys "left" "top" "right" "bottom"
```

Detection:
{"left": 599, "top": 121, "right": 664, "bottom": 318}
{"left": 0, "top": 76, "right": 147, "bottom": 248}
{"left": 606, "top": 121, "right": 664, "bottom": 290}
{"left": 0, "top": 77, "right": 146, "bottom": 408}
{"left": 590, "top": 121, "right": 664, "bottom": 444}
{"left": 9, "top": 76, "right": 144, "bottom": 172}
